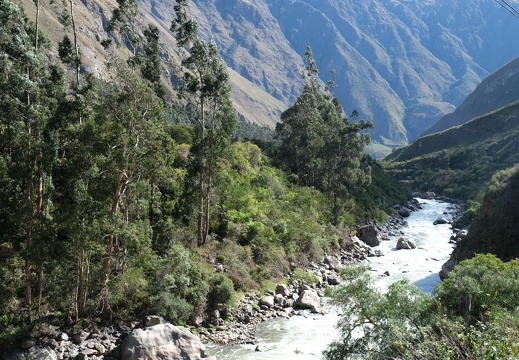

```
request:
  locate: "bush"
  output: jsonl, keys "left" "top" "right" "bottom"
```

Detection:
{"left": 290, "top": 268, "right": 319, "bottom": 286}
{"left": 148, "top": 244, "right": 208, "bottom": 324}
{"left": 207, "top": 273, "right": 236, "bottom": 309}
{"left": 435, "top": 254, "right": 519, "bottom": 324}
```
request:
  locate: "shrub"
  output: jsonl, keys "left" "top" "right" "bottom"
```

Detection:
{"left": 207, "top": 273, "right": 236, "bottom": 309}
{"left": 290, "top": 268, "right": 319, "bottom": 286}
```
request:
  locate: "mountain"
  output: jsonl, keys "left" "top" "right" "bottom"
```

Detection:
{"left": 384, "top": 99, "right": 519, "bottom": 201}
{"left": 18, "top": 0, "right": 519, "bottom": 146}
{"left": 420, "top": 56, "right": 519, "bottom": 137}
{"left": 186, "top": 0, "right": 519, "bottom": 145}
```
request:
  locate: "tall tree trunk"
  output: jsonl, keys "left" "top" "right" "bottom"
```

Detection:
{"left": 69, "top": 0, "right": 80, "bottom": 87}
{"left": 25, "top": 180, "right": 33, "bottom": 322}
{"left": 100, "top": 171, "right": 125, "bottom": 318}
{"left": 34, "top": 0, "right": 40, "bottom": 50}
{"left": 197, "top": 171, "right": 204, "bottom": 245}
{"left": 75, "top": 250, "right": 90, "bottom": 320}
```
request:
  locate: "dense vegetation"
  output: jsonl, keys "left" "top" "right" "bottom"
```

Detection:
{"left": 0, "top": 0, "right": 408, "bottom": 352}
{"left": 326, "top": 254, "right": 519, "bottom": 359}
{"left": 453, "top": 165, "right": 519, "bottom": 262}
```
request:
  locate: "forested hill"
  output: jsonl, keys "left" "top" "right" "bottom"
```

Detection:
{"left": 18, "top": 0, "right": 519, "bottom": 148}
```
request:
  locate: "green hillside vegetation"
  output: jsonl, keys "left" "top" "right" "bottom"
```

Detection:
{"left": 384, "top": 100, "right": 519, "bottom": 203}
{"left": 0, "top": 0, "right": 408, "bottom": 351}
{"left": 454, "top": 165, "right": 519, "bottom": 262}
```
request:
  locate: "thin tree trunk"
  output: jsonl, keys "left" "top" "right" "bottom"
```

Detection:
{"left": 69, "top": 0, "right": 82, "bottom": 124}
{"left": 35, "top": 0, "right": 40, "bottom": 50}
{"left": 25, "top": 180, "right": 33, "bottom": 322}
{"left": 69, "top": 0, "right": 80, "bottom": 87}
{"left": 100, "top": 171, "right": 124, "bottom": 318}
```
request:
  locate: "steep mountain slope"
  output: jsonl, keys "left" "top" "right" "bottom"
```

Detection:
{"left": 18, "top": 0, "right": 519, "bottom": 145}
{"left": 187, "top": 0, "right": 519, "bottom": 145}
{"left": 421, "top": 56, "right": 519, "bottom": 137}
{"left": 384, "top": 100, "right": 519, "bottom": 201}
{"left": 19, "top": 0, "right": 286, "bottom": 127}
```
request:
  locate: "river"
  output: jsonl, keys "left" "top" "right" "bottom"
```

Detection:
{"left": 207, "top": 198, "right": 457, "bottom": 359}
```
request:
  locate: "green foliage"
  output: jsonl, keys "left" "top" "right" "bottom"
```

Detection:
{"left": 276, "top": 47, "right": 373, "bottom": 224}
{"left": 325, "top": 266, "right": 435, "bottom": 360}
{"left": 436, "top": 254, "right": 519, "bottom": 324}
{"left": 207, "top": 273, "right": 237, "bottom": 309}
{"left": 0, "top": 0, "right": 409, "bottom": 341}
{"left": 385, "top": 101, "right": 519, "bottom": 203}
{"left": 456, "top": 166, "right": 519, "bottom": 260}
{"left": 148, "top": 244, "right": 208, "bottom": 324}
{"left": 290, "top": 268, "right": 319, "bottom": 286}
{"left": 325, "top": 257, "right": 519, "bottom": 360}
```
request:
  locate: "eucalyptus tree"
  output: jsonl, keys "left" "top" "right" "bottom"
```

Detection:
{"left": 91, "top": 63, "right": 167, "bottom": 318}
{"left": 108, "top": 1, "right": 164, "bottom": 99}
{"left": 276, "top": 47, "right": 373, "bottom": 224}
{"left": 0, "top": 0, "right": 65, "bottom": 320}
{"left": 170, "top": 0, "right": 237, "bottom": 245}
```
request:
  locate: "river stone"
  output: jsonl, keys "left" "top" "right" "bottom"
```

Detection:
{"left": 3, "top": 345, "right": 57, "bottom": 360}
{"left": 274, "top": 294, "right": 287, "bottom": 306}
{"left": 275, "top": 284, "right": 290, "bottom": 297}
{"left": 396, "top": 237, "right": 416, "bottom": 250}
{"left": 323, "top": 255, "right": 341, "bottom": 271}
{"left": 122, "top": 323, "right": 215, "bottom": 360}
{"left": 144, "top": 315, "right": 164, "bottom": 328}
{"left": 20, "top": 337, "right": 37, "bottom": 349}
{"left": 399, "top": 207, "right": 411, "bottom": 217}
{"left": 294, "top": 290, "right": 321, "bottom": 313}
{"left": 327, "top": 274, "right": 341, "bottom": 285}
{"left": 433, "top": 217, "right": 449, "bottom": 225}
{"left": 255, "top": 345, "right": 268, "bottom": 352}
{"left": 357, "top": 224, "right": 381, "bottom": 247}
{"left": 72, "top": 330, "right": 90, "bottom": 345}
{"left": 259, "top": 296, "right": 275, "bottom": 308}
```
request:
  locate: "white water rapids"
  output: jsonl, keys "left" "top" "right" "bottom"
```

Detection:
{"left": 207, "top": 198, "right": 457, "bottom": 359}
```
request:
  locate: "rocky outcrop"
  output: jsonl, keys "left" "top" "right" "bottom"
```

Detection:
{"left": 396, "top": 237, "right": 417, "bottom": 250}
{"left": 121, "top": 324, "right": 215, "bottom": 360}
{"left": 440, "top": 253, "right": 458, "bottom": 280}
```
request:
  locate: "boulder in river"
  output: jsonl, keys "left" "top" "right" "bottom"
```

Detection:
{"left": 440, "top": 254, "right": 458, "bottom": 280}
{"left": 433, "top": 217, "right": 449, "bottom": 225}
{"left": 357, "top": 224, "right": 381, "bottom": 247}
{"left": 396, "top": 237, "right": 417, "bottom": 250}
{"left": 294, "top": 289, "right": 322, "bottom": 313}
{"left": 121, "top": 323, "right": 215, "bottom": 360}
{"left": 399, "top": 207, "right": 411, "bottom": 217}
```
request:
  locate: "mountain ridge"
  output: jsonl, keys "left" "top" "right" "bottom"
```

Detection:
{"left": 18, "top": 0, "right": 519, "bottom": 146}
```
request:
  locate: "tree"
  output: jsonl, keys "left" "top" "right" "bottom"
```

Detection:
{"left": 170, "top": 0, "right": 237, "bottom": 245}
{"left": 91, "top": 63, "right": 167, "bottom": 319}
{"left": 276, "top": 47, "right": 373, "bottom": 224}
{"left": 0, "top": 0, "right": 65, "bottom": 321}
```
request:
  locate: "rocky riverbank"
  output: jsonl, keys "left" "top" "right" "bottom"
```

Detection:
{"left": 1, "top": 199, "right": 425, "bottom": 360}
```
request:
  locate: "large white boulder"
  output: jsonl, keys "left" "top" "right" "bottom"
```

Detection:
{"left": 294, "top": 289, "right": 322, "bottom": 313}
{"left": 122, "top": 323, "right": 215, "bottom": 360}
